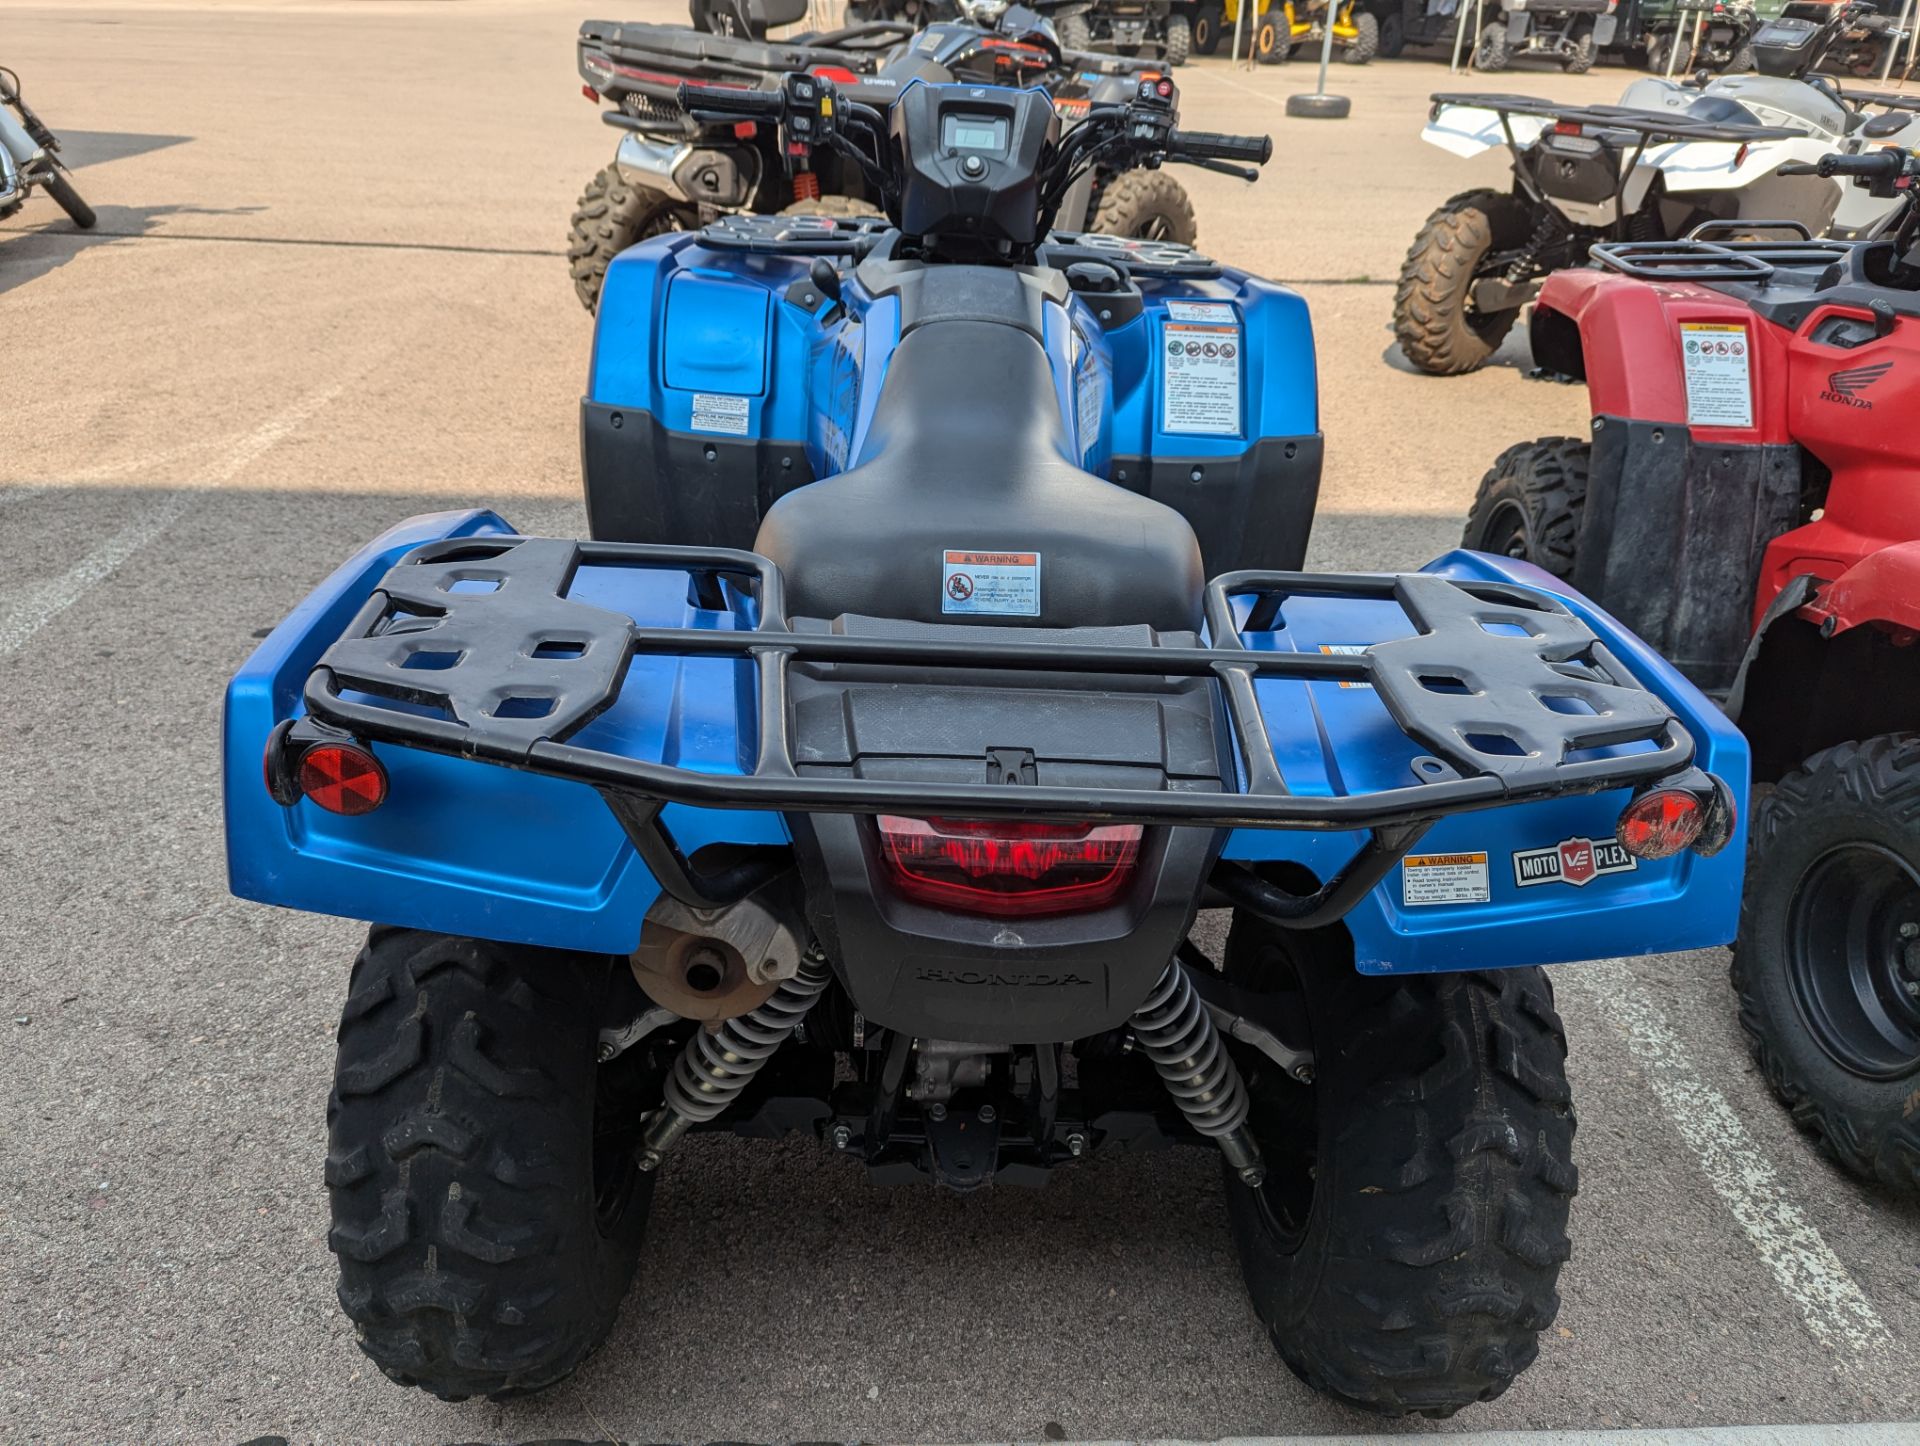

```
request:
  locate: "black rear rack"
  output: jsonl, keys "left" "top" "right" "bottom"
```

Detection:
{"left": 1429, "top": 93, "right": 1802, "bottom": 145}
{"left": 1591, "top": 221, "right": 1858, "bottom": 282}
{"left": 302, "top": 537, "right": 1695, "bottom": 834}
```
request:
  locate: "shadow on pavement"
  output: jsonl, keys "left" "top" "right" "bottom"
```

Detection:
{"left": 0, "top": 201, "right": 264, "bottom": 297}
{"left": 52, "top": 128, "right": 192, "bottom": 169}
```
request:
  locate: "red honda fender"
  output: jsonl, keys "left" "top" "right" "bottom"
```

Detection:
{"left": 1802, "top": 541, "right": 1920, "bottom": 638}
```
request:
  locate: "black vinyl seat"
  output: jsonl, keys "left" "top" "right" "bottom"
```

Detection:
{"left": 754, "top": 318, "right": 1206, "bottom": 632}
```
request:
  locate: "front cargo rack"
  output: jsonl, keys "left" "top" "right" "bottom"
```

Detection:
{"left": 1591, "top": 220, "right": 1859, "bottom": 282}
{"left": 300, "top": 537, "right": 1695, "bottom": 852}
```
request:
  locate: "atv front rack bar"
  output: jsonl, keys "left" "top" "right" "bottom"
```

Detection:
{"left": 301, "top": 538, "right": 1697, "bottom": 844}
{"left": 1429, "top": 93, "right": 1804, "bottom": 146}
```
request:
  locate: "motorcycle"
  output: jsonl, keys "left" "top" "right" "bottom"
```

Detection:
{"left": 1395, "top": 0, "right": 1920, "bottom": 374}
{"left": 570, "top": 2, "right": 1198, "bottom": 311}
{"left": 0, "top": 65, "right": 94, "bottom": 230}
{"left": 226, "top": 69, "right": 1747, "bottom": 1414}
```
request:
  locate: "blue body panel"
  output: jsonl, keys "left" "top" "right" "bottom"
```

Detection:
{"left": 225, "top": 514, "right": 1746, "bottom": 969}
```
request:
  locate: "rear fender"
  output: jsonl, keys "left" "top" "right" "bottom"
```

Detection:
{"left": 1804, "top": 540, "right": 1920, "bottom": 638}
{"left": 1421, "top": 105, "right": 1546, "bottom": 161}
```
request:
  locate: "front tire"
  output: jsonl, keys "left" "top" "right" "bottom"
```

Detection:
{"left": 1221, "top": 913, "right": 1577, "bottom": 1418}
{"left": 567, "top": 165, "right": 696, "bottom": 314}
{"left": 1165, "top": 11, "right": 1194, "bottom": 63}
{"left": 1252, "top": 15, "right": 1289, "bottom": 61}
{"left": 1564, "top": 21, "right": 1596, "bottom": 72}
{"left": 1463, "top": 437, "right": 1588, "bottom": 577}
{"left": 1344, "top": 9, "right": 1379, "bottom": 62}
{"left": 1090, "top": 168, "right": 1199, "bottom": 244}
{"left": 327, "top": 930, "right": 656, "bottom": 1400}
{"left": 1393, "top": 188, "right": 1533, "bottom": 376}
{"left": 43, "top": 169, "right": 95, "bottom": 229}
{"left": 1733, "top": 736, "right": 1920, "bottom": 1196}
{"left": 1475, "top": 18, "right": 1511, "bottom": 70}
{"left": 1378, "top": 8, "right": 1406, "bottom": 56}
{"left": 1193, "top": 3, "right": 1225, "bottom": 52}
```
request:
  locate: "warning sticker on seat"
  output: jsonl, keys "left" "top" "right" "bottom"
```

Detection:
{"left": 1318, "top": 643, "right": 1372, "bottom": 689}
{"left": 1401, "top": 851, "right": 1490, "bottom": 907}
{"left": 1163, "top": 323, "right": 1242, "bottom": 436}
{"left": 1679, "top": 324, "right": 1753, "bottom": 429}
{"left": 943, "top": 550, "right": 1040, "bottom": 617}
{"left": 690, "top": 392, "right": 750, "bottom": 436}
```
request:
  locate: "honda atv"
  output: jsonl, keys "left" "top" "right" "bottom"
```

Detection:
{"left": 1465, "top": 146, "right": 1920, "bottom": 1195}
{"left": 569, "top": 3, "right": 1197, "bottom": 310}
{"left": 227, "top": 73, "right": 1746, "bottom": 1414}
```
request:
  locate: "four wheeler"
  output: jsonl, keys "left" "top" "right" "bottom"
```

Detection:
{"left": 1220, "top": 0, "right": 1381, "bottom": 63}
{"left": 1479, "top": 0, "right": 1618, "bottom": 71}
{"left": 0, "top": 64, "right": 93, "bottom": 230}
{"left": 1772, "top": 0, "right": 1911, "bottom": 74}
{"left": 1396, "top": 26, "right": 1920, "bottom": 375}
{"left": 569, "top": 3, "right": 1198, "bottom": 310}
{"left": 1614, "top": 0, "right": 1772, "bottom": 74}
{"left": 1051, "top": 0, "right": 1197, "bottom": 62}
{"left": 1464, "top": 145, "right": 1920, "bottom": 1195}
{"left": 225, "top": 70, "right": 1747, "bottom": 1412}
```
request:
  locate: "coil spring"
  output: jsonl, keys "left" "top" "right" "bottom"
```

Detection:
{"left": 1506, "top": 208, "right": 1565, "bottom": 287}
{"left": 660, "top": 953, "right": 831, "bottom": 1127}
{"left": 1129, "top": 961, "right": 1253, "bottom": 1142}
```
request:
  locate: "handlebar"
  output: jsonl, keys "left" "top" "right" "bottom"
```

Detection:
{"left": 676, "top": 81, "right": 786, "bottom": 121}
{"left": 1168, "top": 130, "right": 1273, "bottom": 165}
{"left": 1778, "top": 148, "right": 1907, "bottom": 179}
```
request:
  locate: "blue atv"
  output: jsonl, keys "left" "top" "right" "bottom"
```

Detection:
{"left": 225, "top": 72, "right": 1746, "bottom": 1416}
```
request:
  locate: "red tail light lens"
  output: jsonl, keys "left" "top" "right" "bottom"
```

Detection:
{"left": 1617, "top": 788, "right": 1704, "bottom": 860}
{"left": 297, "top": 743, "right": 388, "bottom": 817}
{"left": 1553, "top": 119, "right": 1584, "bottom": 136}
{"left": 876, "top": 816, "right": 1143, "bottom": 918}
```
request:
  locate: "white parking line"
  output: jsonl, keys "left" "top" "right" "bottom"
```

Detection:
{"left": 0, "top": 383, "right": 344, "bottom": 658}
{"left": 1567, "top": 959, "right": 1893, "bottom": 1360}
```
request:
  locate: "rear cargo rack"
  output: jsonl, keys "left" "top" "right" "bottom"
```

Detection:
{"left": 1590, "top": 225, "right": 1858, "bottom": 282}
{"left": 1429, "top": 92, "right": 1803, "bottom": 146}
{"left": 303, "top": 538, "right": 1694, "bottom": 873}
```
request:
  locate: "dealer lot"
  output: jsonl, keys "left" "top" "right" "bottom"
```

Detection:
{"left": 2, "top": 1, "right": 1917, "bottom": 1439}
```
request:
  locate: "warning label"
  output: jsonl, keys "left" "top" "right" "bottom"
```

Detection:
{"left": 1165, "top": 300, "right": 1237, "bottom": 324}
{"left": 942, "top": 550, "right": 1040, "bottom": 617}
{"left": 1679, "top": 323, "right": 1753, "bottom": 429}
{"left": 1162, "top": 322, "right": 1242, "bottom": 436}
{"left": 1402, "top": 851, "right": 1491, "bottom": 907}
{"left": 1318, "top": 643, "right": 1373, "bottom": 689}
{"left": 690, "top": 392, "right": 750, "bottom": 436}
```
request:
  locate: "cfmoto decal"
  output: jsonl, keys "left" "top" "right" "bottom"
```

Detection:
{"left": 1512, "top": 836, "right": 1637, "bottom": 888}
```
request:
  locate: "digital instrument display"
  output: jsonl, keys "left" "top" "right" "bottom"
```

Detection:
{"left": 942, "top": 113, "right": 1010, "bottom": 154}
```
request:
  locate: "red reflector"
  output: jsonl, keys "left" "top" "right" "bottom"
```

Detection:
{"left": 734, "top": 120, "right": 758, "bottom": 139}
{"left": 582, "top": 84, "right": 600, "bottom": 103}
{"left": 810, "top": 64, "right": 860, "bottom": 83}
{"left": 298, "top": 744, "right": 388, "bottom": 817}
{"left": 1616, "top": 788, "right": 1704, "bottom": 860}
{"left": 876, "top": 816, "right": 1143, "bottom": 918}
{"left": 1553, "top": 120, "right": 1582, "bottom": 136}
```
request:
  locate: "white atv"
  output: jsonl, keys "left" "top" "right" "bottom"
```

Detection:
{"left": 1393, "top": 0, "right": 1920, "bottom": 374}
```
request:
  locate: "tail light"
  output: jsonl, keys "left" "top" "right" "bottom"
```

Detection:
{"left": 876, "top": 816, "right": 1143, "bottom": 918}
{"left": 1553, "top": 119, "right": 1584, "bottom": 137}
{"left": 1616, "top": 787, "right": 1706, "bottom": 859}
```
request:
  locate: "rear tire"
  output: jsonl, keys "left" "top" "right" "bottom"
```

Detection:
{"left": 1165, "top": 11, "right": 1194, "bottom": 63}
{"left": 1392, "top": 188, "right": 1533, "bottom": 376}
{"left": 1057, "top": 11, "right": 1095, "bottom": 50}
{"left": 1463, "top": 437, "right": 1588, "bottom": 577}
{"left": 1378, "top": 8, "right": 1406, "bottom": 56}
{"left": 1221, "top": 913, "right": 1577, "bottom": 1418}
{"left": 1254, "top": 15, "right": 1289, "bottom": 61}
{"left": 1727, "top": 41, "right": 1757, "bottom": 71}
{"left": 567, "top": 164, "right": 696, "bottom": 314}
{"left": 327, "top": 929, "right": 656, "bottom": 1400}
{"left": 1090, "top": 168, "right": 1199, "bottom": 244}
{"left": 1475, "top": 19, "right": 1511, "bottom": 70}
{"left": 1344, "top": 9, "right": 1379, "bottom": 62}
{"left": 1564, "top": 21, "right": 1596, "bottom": 72}
{"left": 1733, "top": 736, "right": 1920, "bottom": 1196}
{"left": 43, "top": 169, "right": 94, "bottom": 229}
{"left": 1193, "top": 3, "right": 1225, "bottom": 52}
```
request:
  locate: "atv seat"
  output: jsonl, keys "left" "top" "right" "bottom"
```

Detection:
{"left": 754, "top": 318, "right": 1206, "bottom": 631}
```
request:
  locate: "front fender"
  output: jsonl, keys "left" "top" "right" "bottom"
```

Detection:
{"left": 1805, "top": 541, "right": 1920, "bottom": 636}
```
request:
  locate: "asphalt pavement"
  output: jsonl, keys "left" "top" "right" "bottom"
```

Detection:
{"left": 2, "top": 2, "right": 1918, "bottom": 1441}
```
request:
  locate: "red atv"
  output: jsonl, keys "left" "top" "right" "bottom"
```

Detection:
{"left": 1466, "top": 149, "right": 1920, "bottom": 1194}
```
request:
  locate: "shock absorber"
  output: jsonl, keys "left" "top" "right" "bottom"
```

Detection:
{"left": 1130, "top": 960, "right": 1267, "bottom": 1186}
{"left": 1506, "top": 207, "right": 1564, "bottom": 288}
{"left": 637, "top": 949, "right": 831, "bottom": 1171}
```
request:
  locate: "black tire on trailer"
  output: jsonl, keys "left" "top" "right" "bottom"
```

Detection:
{"left": 327, "top": 929, "right": 657, "bottom": 1401}
{"left": 1475, "top": 18, "right": 1512, "bottom": 69}
{"left": 1733, "top": 735, "right": 1920, "bottom": 1197}
{"left": 1392, "top": 187, "right": 1533, "bottom": 376}
{"left": 1462, "top": 436, "right": 1588, "bottom": 577}
{"left": 1089, "top": 167, "right": 1200, "bottom": 244}
{"left": 1220, "top": 911, "right": 1577, "bottom": 1418}
{"left": 1564, "top": 20, "right": 1597, "bottom": 72}
{"left": 1344, "top": 8, "right": 1379, "bottom": 61}
{"left": 1378, "top": 7, "right": 1406, "bottom": 56}
{"left": 1254, "top": 15, "right": 1289, "bottom": 61}
{"left": 1194, "top": 3, "right": 1226, "bottom": 52}
{"left": 1057, "top": 11, "right": 1095, "bottom": 50}
{"left": 1166, "top": 11, "right": 1195, "bottom": 63}
{"left": 43, "top": 169, "right": 95, "bottom": 229}
{"left": 567, "top": 165, "right": 696, "bottom": 314}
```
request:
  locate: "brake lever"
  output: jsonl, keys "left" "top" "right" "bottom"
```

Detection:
{"left": 1170, "top": 154, "right": 1260, "bottom": 182}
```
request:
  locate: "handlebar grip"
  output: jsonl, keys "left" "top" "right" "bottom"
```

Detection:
{"left": 1167, "top": 130, "right": 1273, "bottom": 165}
{"left": 1818, "top": 149, "right": 1907, "bottom": 178}
{"left": 675, "top": 81, "right": 785, "bottom": 120}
